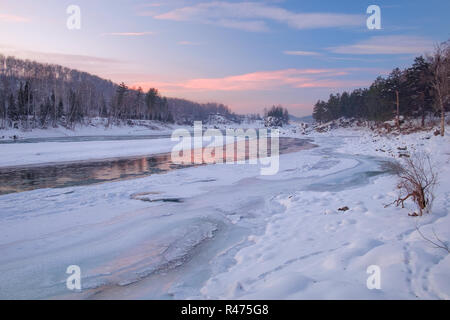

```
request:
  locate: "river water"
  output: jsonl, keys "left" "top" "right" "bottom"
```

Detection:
{"left": 0, "top": 137, "right": 314, "bottom": 194}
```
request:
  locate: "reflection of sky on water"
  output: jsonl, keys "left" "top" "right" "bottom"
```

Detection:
{"left": 0, "top": 138, "right": 314, "bottom": 195}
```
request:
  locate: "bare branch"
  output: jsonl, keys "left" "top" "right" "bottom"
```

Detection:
{"left": 415, "top": 224, "right": 450, "bottom": 253}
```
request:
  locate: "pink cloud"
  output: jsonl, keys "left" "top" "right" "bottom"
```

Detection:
{"left": 132, "top": 68, "right": 374, "bottom": 93}
{"left": 0, "top": 14, "right": 30, "bottom": 23}
{"left": 101, "top": 32, "right": 155, "bottom": 37}
{"left": 295, "top": 79, "right": 371, "bottom": 88}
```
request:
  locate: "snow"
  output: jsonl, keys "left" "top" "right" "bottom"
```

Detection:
{"left": 0, "top": 119, "right": 183, "bottom": 167}
{"left": 0, "top": 118, "right": 179, "bottom": 141}
{"left": 0, "top": 118, "right": 265, "bottom": 143}
{"left": 0, "top": 121, "right": 449, "bottom": 300}
{"left": 201, "top": 171, "right": 449, "bottom": 299}
{"left": 0, "top": 138, "right": 177, "bottom": 167}
{"left": 0, "top": 123, "right": 252, "bottom": 168}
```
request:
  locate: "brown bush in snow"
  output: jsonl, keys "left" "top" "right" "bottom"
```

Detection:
{"left": 386, "top": 152, "right": 438, "bottom": 216}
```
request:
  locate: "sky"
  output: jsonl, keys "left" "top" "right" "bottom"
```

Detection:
{"left": 0, "top": 0, "right": 449, "bottom": 116}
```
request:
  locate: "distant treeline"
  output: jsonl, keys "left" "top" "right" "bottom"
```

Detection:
{"left": 0, "top": 55, "right": 235, "bottom": 129}
{"left": 167, "top": 98, "right": 237, "bottom": 124}
{"left": 313, "top": 41, "right": 449, "bottom": 134}
{"left": 264, "top": 105, "right": 289, "bottom": 126}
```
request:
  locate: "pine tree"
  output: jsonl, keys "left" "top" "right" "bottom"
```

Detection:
{"left": 405, "top": 56, "right": 433, "bottom": 126}
{"left": 313, "top": 100, "right": 327, "bottom": 123}
{"left": 145, "top": 88, "right": 159, "bottom": 120}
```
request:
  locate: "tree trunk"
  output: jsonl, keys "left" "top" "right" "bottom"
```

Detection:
{"left": 395, "top": 90, "right": 400, "bottom": 132}
{"left": 441, "top": 104, "right": 445, "bottom": 136}
{"left": 421, "top": 107, "right": 425, "bottom": 127}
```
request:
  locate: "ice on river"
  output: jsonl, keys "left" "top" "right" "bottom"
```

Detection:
{"left": 0, "top": 128, "right": 449, "bottom": 299}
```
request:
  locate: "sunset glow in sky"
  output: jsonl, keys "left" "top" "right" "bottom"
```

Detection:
{"left": 1, "top": 0, "right": 449, "bottom": 116}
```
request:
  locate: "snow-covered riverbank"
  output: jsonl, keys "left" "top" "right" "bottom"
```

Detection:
{"left": 0, "top": 118, "right": 265, "bottom": 142}
{"left": 0, "top": 120, "right": 180, "bottom": 167}
{"left": 0, "top": 120, "right": 263, "bottom": 168}
{"left": 0, "top": 125, "right": 449, "bottom": 299}
{"left": 0, "top": 119, "right": 179, "bottom": 141}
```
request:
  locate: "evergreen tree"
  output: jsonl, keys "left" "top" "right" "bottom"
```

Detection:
{"left": 405, "top": 56, "right": 433, "bottom": 126}
{"left": 145, "top": 88, "right": 159, "bottom": 120}
{"left": 312, "top": 100, "right": 327, "bottom": 123}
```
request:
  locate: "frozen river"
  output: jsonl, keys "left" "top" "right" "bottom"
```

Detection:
{"left": 0, "top": 135, "right": 393, "bottom": 299}
{"left": 0, "top": 137, "right": 312, "bottom": 194}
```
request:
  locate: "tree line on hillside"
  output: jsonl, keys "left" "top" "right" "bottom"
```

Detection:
{"left": 0, "top": 55, "right": 235, "bottom": 129}
{"left": 167, "top": 98, "right": 236, "bottom": 124}
{"left": 313, "top": 41, "right": 450, "bottom": 136}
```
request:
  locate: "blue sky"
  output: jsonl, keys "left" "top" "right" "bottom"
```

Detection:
{"left": 1, "top": 0, "right": 449, "bottom": 116}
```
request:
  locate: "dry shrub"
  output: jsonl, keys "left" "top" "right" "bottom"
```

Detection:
{"left": 386, "top": 152, "right": 438, "bottom": 216}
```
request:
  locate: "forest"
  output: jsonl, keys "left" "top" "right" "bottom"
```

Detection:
{"left": 0, "top": 55, "right": 235, "bottom": 129}
{"left": 313, "top": 42, "right": 450, "bottom": 135}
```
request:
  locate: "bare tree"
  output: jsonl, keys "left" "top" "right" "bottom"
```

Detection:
{"left": 429, "top": 42, "right": 450, "bottom": 136}
{"left": 0, "top": 54, "right": 229, "bottom": 128}
{"left": 385, "top": 152, "right": 438, "bottom": 216}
